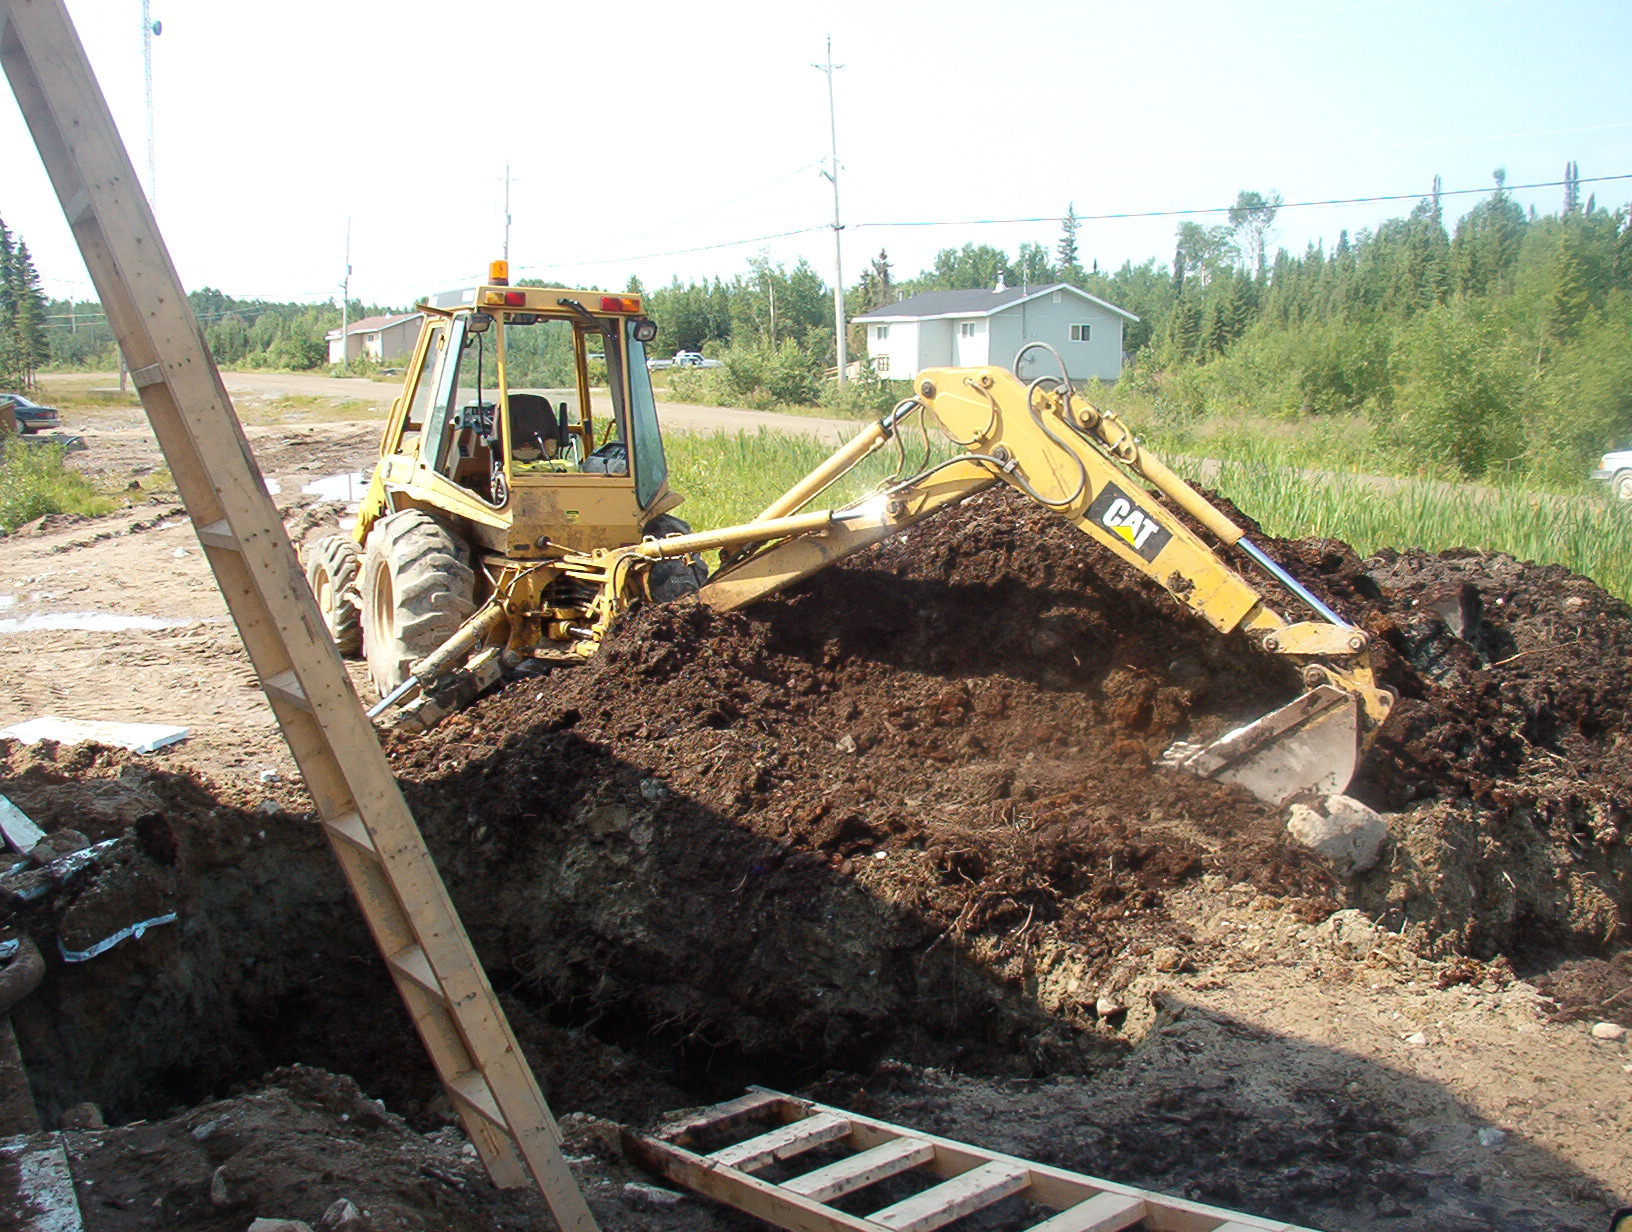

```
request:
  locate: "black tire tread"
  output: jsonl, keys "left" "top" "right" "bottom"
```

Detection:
{"left": 361, "top": 510, "right": 476, "bottom": 695}
{"left": 304, "top": 534, "right": 363, "bottom": 655}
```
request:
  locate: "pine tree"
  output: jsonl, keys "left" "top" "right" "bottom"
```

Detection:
{"left": 1562, "top": 160, "right": 1581, "bottom": 214}
{"left": 0, "top": 216, "right": 17, "bottom": 387}
{"left": 11, "top": 241, "right": 48, "bottom": 384}
{"left": 1056, "top": 205, "right": 1082, "bottom": 280}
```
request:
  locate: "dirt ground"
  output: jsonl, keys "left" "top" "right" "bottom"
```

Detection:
{"left": 0, "top": 405, "right": 1628, "bottom": 1232}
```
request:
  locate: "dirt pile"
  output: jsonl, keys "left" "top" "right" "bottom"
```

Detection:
{"left": 2, "top": 484, "right": 1628, "bottom": 1230}
{"left": 382, "top": 486, "right": 1630, "bottom": 1083}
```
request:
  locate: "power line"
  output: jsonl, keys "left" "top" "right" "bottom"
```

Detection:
{"left": 40, "top": 171, "right": 1632, "bottom": 309}
{"left": 849, "top": 173, "right": 1632, "bottom": 231}
{"left": 488, "top": 172, "right": 1632, "bottom": 274}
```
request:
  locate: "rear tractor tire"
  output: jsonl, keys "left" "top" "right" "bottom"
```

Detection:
{"left": 304, "top": 534, "right": 363, "bottom": 656}
{"left": 361, "top": 510, "right": 477, "bottom": 697}
{"left": 643, "top": 514, "right": 711, "bottom": 603}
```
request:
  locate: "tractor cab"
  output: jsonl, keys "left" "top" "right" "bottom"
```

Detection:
{"left": 366, "top": 261, "right": 682, "bottom": 557}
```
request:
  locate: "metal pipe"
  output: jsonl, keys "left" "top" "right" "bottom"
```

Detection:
{"left": 1238, "top": 538, "right": 1352, "bottom": 628}
{"left": 366, "top": 600, "right": 507, "bottom": 718}
{"left": 633, "top": 508, "right": 841, "bottom": 559}
{"left": 752, "top": 423, "right": 887, "bottom": 522}
{"left": 751, "top": 400, "right": 916, "bottom": 523}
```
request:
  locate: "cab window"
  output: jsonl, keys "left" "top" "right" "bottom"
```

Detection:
{"left": 398, "top": 320, "right": 444, "bottom": 455}
{"left": 624, "top": 324, "right": 668, "bottom": 507}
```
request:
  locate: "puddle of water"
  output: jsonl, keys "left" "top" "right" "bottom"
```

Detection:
{"left": 0, "top": 612, "right": 198, "bottom": 634}
{"left": 300, "top": 471, "right": 368, "bottom": 503}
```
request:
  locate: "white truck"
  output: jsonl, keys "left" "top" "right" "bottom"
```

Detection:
{"left": 1592, "top": 448, "right": 1632, "bottom": 501}
{"left": 645, "top": 349, "right": 722, "bottom": 372}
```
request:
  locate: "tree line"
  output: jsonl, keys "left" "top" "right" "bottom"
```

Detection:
{"left": 17, "top": 164, "right": 1632, "bottom": 482}
{"left": 0, "top": 215, "right": 49, "bottom": 389}
{"left": 42, "top": 286, "right": 402, "bottom": 373}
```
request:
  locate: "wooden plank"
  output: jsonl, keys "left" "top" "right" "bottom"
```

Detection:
{"left": 322, "top": 810, "right": 377, "bottom": 856}
{"left": 386, "top": 943, "right": 441, "bottom": 997}
{"left": 783, "top": 1136, "right": 935, "bottom": 1202}
{"left": 710, "top": 1112, "right": 851, "bottom": 1172}
{"left": 773, "top": 1092, "right": 1308, "bottom": 1232}
{"left": 622, "top": 1132, "right": 879, "bottom": 1232}
{"left": 1026, "top": 1192, "right": 1147, "bottom": 1232}
{"left": 869, "top": 1160, "right": 1029, "bottom": 1232}
{"left": 195, "top": 518, "right": 239, "bottom": 550}
{"left": 0, "top": 7, "right": 598, "bottom": 1229}
{"left": 658, "top": 1089, "right": 804, "bottom": 1146}
{"left": 447, "top": 1069, "right": 508, "bottom": 1130}
{"left": 262, "top": 669, "right": 311, "bottom": 712}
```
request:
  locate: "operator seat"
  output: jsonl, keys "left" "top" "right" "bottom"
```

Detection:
{"left": 508, "top": 393, "right": 566, "bottom": 462}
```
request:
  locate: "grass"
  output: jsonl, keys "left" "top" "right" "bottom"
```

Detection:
{"left": 666, "top": 425, "right": 1632, "bottom": 605}
{"left": 0, "top": 442, "right": 117, "bottom": 530}
{"left": 665, "top": 427, "right": 950, "bottom": 532}
{"left": 1160, "top": 449, "right": 1632, "bottom": 603}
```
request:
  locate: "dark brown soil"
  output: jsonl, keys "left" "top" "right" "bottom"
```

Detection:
{"left": 3, "top": 484, "right": 1630, "bottom": 1231}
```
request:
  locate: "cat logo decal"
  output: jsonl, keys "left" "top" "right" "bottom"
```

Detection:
{"left": 1086, "top": 482, "right": 1172, "bottom": 563}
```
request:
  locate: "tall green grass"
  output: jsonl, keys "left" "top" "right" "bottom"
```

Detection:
{"left": 1165, "top": 451, "right": 1632, "bottom": 602}
{"left": 665, "top": 427, "right": 950, "bottom": 531}
{"left": 666, "top": 427, "right": 1632, "bottom": 603}
{"left": 0, "top": 443, "right": 115, "bottom": 530}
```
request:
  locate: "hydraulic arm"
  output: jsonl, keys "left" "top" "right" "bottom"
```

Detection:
{"left": 623, "top": 356, "right": 1393, "bottom": 803}
{"left": 381, "top": 349, "right": 1391, "bottom": 804}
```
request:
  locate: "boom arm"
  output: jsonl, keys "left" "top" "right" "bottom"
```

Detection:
{"left": 627, "top": 364, "right": 1392, "bottom": 803}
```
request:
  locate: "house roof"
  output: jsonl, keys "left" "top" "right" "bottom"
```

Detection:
{"left": 853, "top": 282, "right": 1138, "bottom": 324}
{"left": 324, "top": 312, "right": 421, "bottom": 341}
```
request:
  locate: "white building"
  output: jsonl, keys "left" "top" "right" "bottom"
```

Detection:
{"left": 854, "top": 282, "right": 1138, "bottom": 383}
{"left": 325, "top": 312, "right": 423, "bottom": 365}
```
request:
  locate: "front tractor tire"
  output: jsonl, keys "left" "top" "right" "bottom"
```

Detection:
{"left": 643, "top": 514, "right": 711, "bottom": 603}
{"left": 1616, "top": 471, "right": 1632, "bottom": 502}
{"left": 361, "top": 510, "right": 477, "bottom": 697}
{"left": 304, "top": 534, "right": 363, "bottom": 655}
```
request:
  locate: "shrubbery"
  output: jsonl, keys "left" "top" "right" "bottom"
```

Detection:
{"left": 0, "top": 442, "right": 113, "bottom": 530}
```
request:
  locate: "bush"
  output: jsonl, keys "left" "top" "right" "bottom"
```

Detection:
{"left": 668, "top": 340, "right": 824, "bottom": 410}
{"left": 817, "top": 370, "right": 912, "bottom": 418}
{"left": 1528, "top": 291, "right": 1632, "bottom": 484}
{"left": 0, "top": 442, "right": 114, "bottom": 529}
{"left": 1391, "top": 302, "right": 1528, "bottom": 479}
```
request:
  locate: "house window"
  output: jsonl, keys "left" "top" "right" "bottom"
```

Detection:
{"left": 1051, "top": 291, "right": 1062, "bottom": 304}
{"left": 1070, "top": 323, "right": 1092, "bottom": 342}
{"left": 959, "top": 321, "right": 977, "bottom": 338}
{"left": 874, "top": 324, "right": 889, "bottom": 341}
{"left": 874, "top": 354, "right": 890, "bottom": 375}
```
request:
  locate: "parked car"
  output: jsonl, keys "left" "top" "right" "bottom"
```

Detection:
{"left": 1592, "top": 448, "right": 1632, "bottom": 501}
{"left": 646, "top": 350, "right": 723, "bottom": 372}
{"left": 0, "top": 393, "right": 61, "bottom": 433}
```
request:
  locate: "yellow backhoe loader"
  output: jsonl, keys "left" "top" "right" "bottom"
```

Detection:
{"left": 305, "top": 263, "right": 1392, "bottom": 804}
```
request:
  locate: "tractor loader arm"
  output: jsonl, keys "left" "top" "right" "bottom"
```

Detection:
{"left": 658, "top": 360, "right": 1394, "bottom": 804}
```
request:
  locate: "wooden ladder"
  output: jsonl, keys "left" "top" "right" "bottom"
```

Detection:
{"left": 624, "top": 1089, "right": 1323, "bottom": 1232}
{"left": 0, "top": 5, "right": 595, "bottom": 1228}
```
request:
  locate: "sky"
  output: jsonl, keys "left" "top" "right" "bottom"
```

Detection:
{"left": 3, "top": 0, "right": 1630, "bottom": 313}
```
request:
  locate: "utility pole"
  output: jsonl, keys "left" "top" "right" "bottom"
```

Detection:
{"left": 339, "top": 218, "right": 352, "bottom": 371}
{"left": 814, "top": 36, "right": 846, "bottom": 386}
{"left": 141, "top": 0, "right": 157, "bottom": 203}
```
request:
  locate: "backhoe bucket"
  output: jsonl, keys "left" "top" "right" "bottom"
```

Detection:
{"left": 1161, "top": 685, "right": 1360, "bottom": 805}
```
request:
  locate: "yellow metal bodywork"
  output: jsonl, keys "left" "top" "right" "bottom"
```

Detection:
{"left": 372, "top": 346, "right": 1390, "bottom": 796}
{"left": 354, "top": 285, "right": 683, "bottom": 662}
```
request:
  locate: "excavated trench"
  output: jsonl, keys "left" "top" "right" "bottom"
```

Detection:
{"left": 3, "top": 488, "right": 1631, "bottom": 1140}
